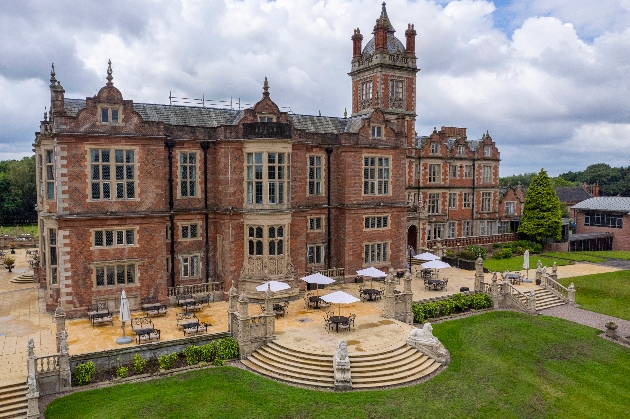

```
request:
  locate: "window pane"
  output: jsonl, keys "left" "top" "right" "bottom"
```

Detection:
{"left": 101, "top": 108, "right": 108, "bottom": 122}
{"left": 190, "top": 224, "right": 197, "bottom": 238}
{"left": 101, "top": 150, "right": 110, "bottom": 163}
{"left": 127, "top": 265, "right": 135, "bottom": 283}
{"left": 126, "top": 150, "right": 134, "bottom": 163}
{"left": 116, "top": 165, "right": 124, "bottom": 180}
{"left": 106, "top": 266, "right": 115, "bottom": 285}
{"left": 111, "top": 109, "right": 118, "bottom": 123}
{"left": 105, "top": 231, "right": 113, "bottom": 246}
{"left": 117, "top": 265, "right": 125, "bottom": 284}
{"left": 115, "top": 150, "right": 124, "bottom": 163}
{"left": 182, "top": 225, "right": 189, "bottom": 238}
{"left": 116, "top": 230, "right": 124, "bottom": 245}
{"left": 95, "top": 231, "right": 103, "bottom": 246}
{"left": 96, "top": 267, "right": 104, "bottom": 286}
{"left": 92, "top": 183, "right": 100, "bottom": 199}
{"left": 256, "top": 240, "right": 263, "bottom": 255}
{"left": 126, "top": 230, "right": 134, "bottom": 245}
{"left": 269, "top": 241, "right": 276, "bottom": 255}
{"left": 277, "top": 239, "right": 283, "bottom": 255}
{"left": 126, "top": 182, "right": 134, "bottom": 198}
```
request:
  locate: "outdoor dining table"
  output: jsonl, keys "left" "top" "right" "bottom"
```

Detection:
{"left": 328, "top": 315, "right": 350, "bottom": 333}
{"left": 309, "top": 296, "right": 324, "bottom": 309}
{"left": 142, "top": 302, "right": 163, "bottom": 310}
{"left": 178, "top": 318, "right": 199, "bottom": 328}
{"left": 505, "top": 273, "right": 522, "bottom": 284}
{"left": 427, "top": 279, "right": 445, "bottom": 291}
{"left": 133, "top": 327, "right": 154, "bottom": 336}
{"left": 421, "top": 269, "right": 434, "bottom": 279}
{"left": 362, "top": 289, "right": 381, "bottom": 301}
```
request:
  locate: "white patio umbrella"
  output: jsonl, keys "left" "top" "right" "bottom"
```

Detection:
{"left": 301, "top": 272, "right": 335, "bottom": 296}
{"left": 421, "top": 260, "right": 451, "bottom": 279}
{"left": 356, "top": 266, "right": 387, "bottom": 289}
{"left": 320, "top": 291, "right": 360, "bottom": 316}
{"left": 256, "top": 280, "right": 291, "bottom": 292}
{"left": 523, "top": 250, "right": 530, "bottom": 280}
{"left": 116, "top": 290, "right": 132, "bottom": 344}
{"left": 413, "top": 252, "right": 440, "bottom": 261}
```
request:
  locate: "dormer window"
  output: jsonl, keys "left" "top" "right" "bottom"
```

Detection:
{"left": 458, "top": 145, "right": 466, "bottom": 155}
{"left": 484, "top": 146, "right": 491, "bottom": 157}
{"left": 258, "top": 116, "right": 275, "bottom": 122}
{"left": 371, "top": 125, "right": 383, "bottom": 138}
{"left": 430, "top": 142, "right": 439, "bottom": 154}
{"left": 100, "top": 106, "right": 121, "bottom": 124}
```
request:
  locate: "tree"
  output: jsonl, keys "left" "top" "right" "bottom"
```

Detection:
{"left": 0, "top": 156, "right": 36, "bottom": 224}
{"left": 518, "top": 169, "right": 562, "bottom": 243}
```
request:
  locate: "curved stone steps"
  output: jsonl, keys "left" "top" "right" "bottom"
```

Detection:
{"left": 0, "top": 382, "right": 27, "bottom": 419}
{"left": 517, "top": 288, "right": 567, "bottom": 311}
{"left": 242, "top": 340, "right": 443, "bottom": 390}
{"left": 9, "top": 272, "right": 34, "bottom": 284}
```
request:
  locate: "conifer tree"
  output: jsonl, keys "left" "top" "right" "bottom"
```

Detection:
{"left": 518, "top": 169, "right": 562, "bottom": 243}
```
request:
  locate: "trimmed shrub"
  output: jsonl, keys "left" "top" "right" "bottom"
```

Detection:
{"left": 457, "top": 249, "right": 476, "bottom": 261}
{"left": 183, "top": 345, "right": 201, "bottom": 366}
{"left": 199, "top": 342, "right": 217, "bottom": 363}
{"left": 116, "top": 366, "right": 128, "bottom": 378}
{"left": 492, "top": 248, "right": 514, "bottom": 259}
{"left": 216, "top": 337, "right": 239, "bottom": 361}
{"left": 158, "top": 352, "right": 178, "bottom": 370}
{"left": 470, "top": 294, "right": 493, "bottom": 310}
{"left": 465, "top": 245, "right": 487, "bottom": 259}
{"left": 412, "top": 293, "right": 492, "bottom": 323}
{"left": 75, "top": 361, "right": 95, "bottom": 386}
{"left": 133, "top": 354, "right": 147, "bottom": 374}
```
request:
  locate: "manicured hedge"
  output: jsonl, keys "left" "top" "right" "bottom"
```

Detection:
{"left": 412, "top": 293, "right": 492, "bottom": 323}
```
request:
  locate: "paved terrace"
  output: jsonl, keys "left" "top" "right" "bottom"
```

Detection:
{"left": 0, "top": 250, "right": 622, "bottom": 382}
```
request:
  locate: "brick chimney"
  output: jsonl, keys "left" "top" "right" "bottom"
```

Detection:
{"left": 373, "top": 18, "right": 388, "bottom": 53}
{"left": 405, "top": 23, "right": 416, "bottom": 56}
{"left": 352, "top": 28, "right": 363, "bottom": 58}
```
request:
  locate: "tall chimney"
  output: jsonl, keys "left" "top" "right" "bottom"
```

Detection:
{"left": 352, "top": 28, "right": 363, "bottom": 58}
{"left": 405, "top": 23, "right": 416, "bottom": 56}
{"left": 373, "top": 18, "right": 388, "bottom": 53}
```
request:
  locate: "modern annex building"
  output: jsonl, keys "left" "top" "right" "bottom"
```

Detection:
{"left": 34, "top": 4, "right": 508, "bottom": 316}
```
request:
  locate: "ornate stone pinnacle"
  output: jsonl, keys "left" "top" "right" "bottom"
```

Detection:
{"left": 50, "top": 63, "right": 57, "bottom": 87}
{"left": 263, "top": 76, "right": 269, "bottom": 97}
{"left": 106, "top": 59, "right": 113, "bottom": 86}
{"left": 44, "top": 107, "right": 48, "bottom": 121}
{"left": 344, "top": 108, "right": 347, "bottom": 118}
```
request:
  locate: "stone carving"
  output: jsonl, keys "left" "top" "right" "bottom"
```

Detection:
{"left": 27, "top": 339, "right": 35, "bottom": 358}
{"left": 27, "top": 374, "right": 37, "bottom": 396}
{"left": 568, "top": 282, "right": 575, "bottom": 290}
{"left": 542, "top": 267, "right": 547, "bottom": 275}
{"left": 407, "top": 323, "right": 449, "bottom": 363}
{"left": 333, "top": 340, "right": 352, "bottom": 391}
{"left": 537, "top": 260, "right": 542, "bottom": 271}
{"left": 59, "top": 330, "right": 69, "bottom": 354}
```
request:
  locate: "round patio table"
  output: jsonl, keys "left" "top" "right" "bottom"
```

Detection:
{"left": 329, "top": 315, "right": 349, "bottom": 332}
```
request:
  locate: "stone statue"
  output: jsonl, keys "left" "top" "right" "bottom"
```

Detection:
{"left": 542, "top": 266, "right": 547, "bottom": 275}
{"left": 537, "top": 260, "right": 542, "bottom": 271}
{"left": 407, "top": 323, "right": 449, "bottom": 363}
{"left": 568, "top": 282, "right": 575, "bottom": 290}
{"left": 552, "top": 261, "right": 557, "bottom": 273}
{"left": 27, "top": 339, "right": 35, "bottom": 358}
{"left": 27, "top": 374, "right": 37, "bottom": 396}
{"left": 333, "top": 340, "right": 352, "bottom": 391}
{"left": 491, "top": 272, "right": 498, "bottom": 283}
{"left": 59, "top": 330, "right": 69, "bottom": 354}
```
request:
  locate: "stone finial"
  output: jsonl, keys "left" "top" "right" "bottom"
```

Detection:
{"left": 59, "top": 330, "right": 69, "bottom": 354}
{"left": 50, "top": 63, "right": 56, "bottom": 87}
{"left": 44, "top": 107, "right": 48, "bottom": 122}
{"left": 318, "top": 110, "right": 321, "bottom": 116}
{"left": 54, "top": 298, "right": 65, "bottom": 316}
{"left": 27, "top": 339, "right": 35, "bottom": 358}
{"left": 263, "top": 77, "right": 269, "bottom": 97}
{"left": 343, "top": 108, "right": 347, "bottom": 118}
{"left": 106, "top": 59, "right": 113, "bottom": 86}
{"left": 568, "top": 282, "right": 575, "bottom": 290}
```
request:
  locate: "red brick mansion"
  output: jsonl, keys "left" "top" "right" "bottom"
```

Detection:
{"left": 34, "top": 4, "right": 514, "bottom": 316}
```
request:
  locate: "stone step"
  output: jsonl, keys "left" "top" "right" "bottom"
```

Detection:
{"left": 266, "top": 342, "right": 332, "bottom": 363}
{"left": 352, "top": 354, "right": 433, "bottom": 380}
{"left": 352, "top": 361, "right": 442, "bottom": 388}
{"left": 242, "top": 358, "right": 334, "bottom": 388}
{"left": 0, "top": 384, "right": 26, "bottom": 398}
{"left": 248, "top": 352, "right": 334, "bottom": 379}
{"left": 344, "top": 344, "right": 413, "bottom": 362}
{"left": 0, "top": 382, "right": 27, "bottom": 419}
{"left": 0, "top": 406, "right": 28, "bottom": 419}
{"left": 351, "top": 349, "right": 427, "bottom": 372}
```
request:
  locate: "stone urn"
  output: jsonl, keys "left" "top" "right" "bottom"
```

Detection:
{"left": 605, "top": 321, "right": 618, "bottom": 338}
{"left": 9, "top": 242, "right": 16, "bottom": 254}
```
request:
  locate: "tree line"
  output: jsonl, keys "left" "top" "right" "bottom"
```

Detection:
{"left": 0, "top": 156, "right": 36, "bottom": 225}
{"left": 501, "top": 163, "right": 630, "bottom": 196}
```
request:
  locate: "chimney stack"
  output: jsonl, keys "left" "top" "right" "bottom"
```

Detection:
{"left": 405, "top": 23, "right": 416, "bottom": 56}
{"left": 352, "top": 28, "right": 363, "bottom": 58}
{"left": 373, "top": 18, "right": 388, "bottom": 53}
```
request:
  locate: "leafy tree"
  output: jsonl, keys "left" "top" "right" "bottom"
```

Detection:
{"left": 518, "top": 169, "right": 562, "bottom": 243}
{"left": 0, "top": 156, "right": 36, "bottom": 224}
{"left": 499, "top": 172, "right": 536, "bottom": 188}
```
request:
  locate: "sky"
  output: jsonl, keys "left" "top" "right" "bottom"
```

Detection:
{"left": 1, "top": 0, "right": 629, "bottom": 176}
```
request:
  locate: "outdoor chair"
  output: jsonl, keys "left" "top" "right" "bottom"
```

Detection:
{"left": 348, "top": 313, "right": 356, "bottom": 327}
{"left": 323, "top": 315, "right": 334, "bottom": 330}
{"left": 338, "top": 321, "right": 351, "bottom": 332}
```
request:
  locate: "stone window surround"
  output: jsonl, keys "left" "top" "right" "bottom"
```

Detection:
{"left": 44, "top": 223, "right": 58, "bottom": 287}
{"left": 177, "top": 150, "right": 199, "bottom": 199}
{"left": 363, "top": 214, "right": 390, "bottom": 230}
{"left": 464, "top": 165, "right": 472, "bottom": 178}
{"left": 307, "top": 154, "right": 325, "bottom": 196}
{"left": 85, "top": 146, "right": 139, "bottom": 202}
{"left": 362, "top": 154, "right": 391, "bottom": 196}
{"left": 463, "top": 192, "right": 472, "bottom": 208}
{"left": 42, "top": 148, "right": 55, "bottom": 201}
{"left": 505, "top": 201, "right": 516, "bottom": 215}
{"left": 178, "top": 221, "right": 201, "bottom": 241}
{"left": 308, "top": 216, "right": 324, "bottom": 231}
{"left": 448, "top": 192, "right": 457, "bottom": 209}
{"left": 307, "top": 243, "right": 325, "bottom": 265}
{"left": 90, "top": 226, "right": 138, "bottom": 250}
{"left": 428, "top": 164, "right": 441, "bottom": 183}
{"left": 257, "top": 113, "right": 276, "bottom": 122}
{"left": 363, "top": 240, "right": 390, "bottom": 266}
{"left": 481, "top": 191, "right": 492, "bottom": 212}
{"left": 371, "top": 124, "right": 384, "bottom": 139}
{"left": 97, "top": 103, "right": 124, "bottom": 125}
{"left": 482, "top": 165, "right": 492, "bottom": 184}
{"left": 243, "top": 141, "right": 292, "bottom": 209}
{"left": 179, "top": 253, "right": 202, "bottom": 278}
{"left": 89, "top": 259, "right": 140, "bottom": 289}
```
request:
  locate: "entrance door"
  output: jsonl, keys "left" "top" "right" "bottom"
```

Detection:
{"left": 407, "top": 225, "right": 418, "bottom": 253}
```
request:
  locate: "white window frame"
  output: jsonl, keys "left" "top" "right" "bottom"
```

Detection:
{"left": 447, "top": 221, "right": 456, "bottom": 239}
{"left": 449, "top": 164, "right": 457, "bottom": 179}
{"left": 484, "top": 145, "right": 491, "bottom": 157}
{"left": 361, "top": 81, "right": 373, "bottom": 100}
{"left": 45, "top": 149, "right": 54, "bottom": 200}
{"left": 463, "top": 192, "right": 472, "bottom": 208}
{"left": 505, "top": 201, "right": 516, "bottom": 215}
{"left": 363, "top": 156, "right": 391, "bottom": 196}
{"left": 482, "top": 165, "right": 492, "bottom": 184}
{"left": 462, "top": 221, "right": 471, "bottom": 237}
{"left": 181, "top": 254, "right": 201, "bottom": 278}
{"left": 428, "top": 164, "right": 440, "bottom": 183}
{"left": 464, "top": 165, "right": 472, "bottom": 178}
{"left": 371, "top": 125, "right": 383, "bottom": 138}
{"left": 457, "top": 145, "right": 466, "bottom": 155}
{"left": 481, "top": 192, "right": 492, "bottom": 212}
{"left": 364, "top": 215, "right": 390, "bottom": 230}
{"left": 364, "top": 241, "right": 390, "bottom": 265}
{"left": 308, "top": 155, "right": 323, "bottom": 196}
{"left": 307, "top": 244, "right": 325, "bottom": 265}
{"left": 428, "top": 193, "right": 440, "bottom": 214}
{"left": 246, "top": 151, "right": 290, "bottom": 206}
{"left": 448, "top": 193, "right": 457, "bottom": 209}
{"left": 93, "top": 228, "right": 137, "bottom": 248}
{"left": 430, "top": 143, "right": 439, "bottom": 154}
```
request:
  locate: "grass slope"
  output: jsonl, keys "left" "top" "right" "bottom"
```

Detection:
{"left": 574, "top": 251, "right": 630, "bottom": 261}
{"left": 45, "top": 312, "right": 630, "bottom": 419}
{"left": 559, "top": 271, "right": 630, "bottom": 320}
{"left": 484, "top": 256, "right": 569, "bottom": 273}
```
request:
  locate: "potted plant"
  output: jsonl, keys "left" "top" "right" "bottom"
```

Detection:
{"left": 9, "top": 242, "right": 16, "bottom": 254}
{"left": 4, "top": 257, "right": 15, "bottom": 273}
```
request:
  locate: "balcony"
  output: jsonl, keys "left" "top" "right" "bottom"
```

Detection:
{"left": 243, "top": 122, "right": 292, "bottom": 139}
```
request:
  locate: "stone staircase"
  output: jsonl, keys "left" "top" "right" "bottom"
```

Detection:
{"left": 0, "top": 382, "right": 27, "bottom": 419}
{"left": 10, "top": 272, "right": 34, "bottom": 284}
{"left": 518, "top": 287, "right": 567, "bottom": 311}
{"left": 241, "top": 341, "right": 442, "bottom": 390}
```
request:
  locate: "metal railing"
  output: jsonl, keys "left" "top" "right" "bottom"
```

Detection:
{"left": 427, "top": 233, "right": 518, "bottom": 249}
{"left": 242, "top": 122, "right": 292, "bottom": 139}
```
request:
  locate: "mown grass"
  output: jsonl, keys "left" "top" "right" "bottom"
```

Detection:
{"left": 559, "top": 271, "right": 630, "bottom": 321}
{"left": 543, "top": 251, "right": 605, "bottom": 263}
{"left": 45, "top": 312, "right": 630, "bottom": 419}
{"left": 0, "top": 224, "right": 38, "bottom": 236}
{"left": 484, "top": 256, "right": 570, "bottom": 273}
{"left": 573, "top": 251, "right": 630, "bottom": 260}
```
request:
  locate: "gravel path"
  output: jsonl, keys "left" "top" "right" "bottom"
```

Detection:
{"left": 539, "top": 305, "right": 630, "bottom": 337}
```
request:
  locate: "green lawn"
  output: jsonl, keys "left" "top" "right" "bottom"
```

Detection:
{"left": 0, "top": 224, "right": 38, "bottom": 236}
{"left": 543, "top": 251, "right": 605, "bottom": 263}
{"left": 45, "top": 312, "right": 630, "bottom": 419}
{"left": 573, "top": 251, "right": 630, "bottom": 260}
{"left": 559, "top": 271, "right": 630, "bottom": 321}
{"left": 484, "top": 256, "right": 570, "bottom": 272}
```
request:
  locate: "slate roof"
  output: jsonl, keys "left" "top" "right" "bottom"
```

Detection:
{"left": 572, "top": 197, "right": 630, "bottom": 213}
{"left": 63, "top": 98, "right": 366, "bottom": 134}
{"left": 555, "top": 187, "right": 592, "bottom": 203}
{"left": 362, "top": 34, "right": 406, "bottom": 55}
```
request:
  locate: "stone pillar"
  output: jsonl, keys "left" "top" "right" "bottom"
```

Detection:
{"left": 474, "top": 257, "right": 484, "bottom": 292}
{"left": 54, "top": 299, "right": 66, "bottom": 353}
{"left": 58, "top": 330, "right": 71, "bottom": 391}
{"left": 528, "top": 290, "right": 537, "bottom": 313}
{"left": 26, "top": 339, "right": 39, "bottom": 419}
{"left": 567, "top": 282, "right": 576, "bottom": 305}
{"left": 403, "top": 272, "right": 413, "bottom": 324}
{"left": 227, "top": 283, "right": 239, "bottom": 336}
{"left": 490, "top": 273, "right": 500, "bottom": 309}
{"left": 237, "top": 292, "right": 251, "bottom": 360}
{"left": 551, "top": 262, "right": 558, "bottom": 282}
{"left": 264, "top": 286, "right": 275, "bottom": 343}
{"left": 382, "top": 274, "right": 395, "bottom": 319}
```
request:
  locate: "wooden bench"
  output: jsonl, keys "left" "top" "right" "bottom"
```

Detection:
{"left": 176, "top": 312, "right": 199, "bottom": 328}
{"left": 136, "top": 328, "right": 160, "bottom": 344}
{"left": 91, "top": 312, "right": 113, "bottom": 327}
{"left": 183, "top": 322, "right": 209, "bottom": 336}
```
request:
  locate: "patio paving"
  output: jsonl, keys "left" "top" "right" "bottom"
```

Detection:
{"left": 0, "top": 254, "right": 622, "bottom": 383}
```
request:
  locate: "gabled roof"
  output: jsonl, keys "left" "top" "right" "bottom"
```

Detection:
{"left": 572, "top": 197, "right": 630, "bottom": 213}
{"left": 555, "top": 187, "right": 592, "bottom": 203}
{"left": 63, "top": 98, "right": 367, "bottom": 134}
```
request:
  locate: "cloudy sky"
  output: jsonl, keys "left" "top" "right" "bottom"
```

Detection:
{"left": 1, "top": 0, "right": 629, "bottom": 176}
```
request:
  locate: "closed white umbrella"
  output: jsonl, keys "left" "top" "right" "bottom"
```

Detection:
{"left": 356, "top": 266, "right": 387, "bottom": 289}
{"left": 321, "top": 291, "right": 360, "bottom": 316}
{"left": 523, "top": 250, "right": 530, "bottom": 280}
{"left": 116, "top": 290, "right": 132, "bottom": 344}
{"left": 413, "top": 252, "right": 440, "bottom": 261}
{"left": 301, "top": 272, "right": 335, "bottom": 295}
{"left": 256, "top": 280, "right": 291, "bottom": 292}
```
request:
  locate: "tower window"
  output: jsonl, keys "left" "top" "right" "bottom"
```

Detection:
{"left": 361, "top": 81, "right": 372, "bottom": 100}
{"left": 389, "top": 80, "right": 404, "bottom": 99}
